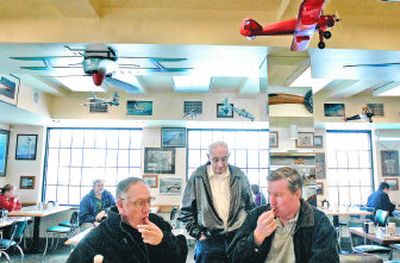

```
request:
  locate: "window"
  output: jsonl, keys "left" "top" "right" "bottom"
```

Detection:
{"left": 187, "top": 129, "right": 269, "bottom": 187}
{"left": 326, "top": 131, "right": 373, "bottom": 206}
{"left": 44, "top": 128, "right": 143, "bottom": 205}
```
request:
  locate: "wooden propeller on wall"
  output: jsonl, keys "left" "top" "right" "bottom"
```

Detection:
{"left": 268, "top": 90, "right": 313, "bottom": 113}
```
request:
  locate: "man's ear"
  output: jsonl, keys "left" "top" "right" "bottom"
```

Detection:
{"left": 116, "top": 199, "right": 124, "bottom": 214}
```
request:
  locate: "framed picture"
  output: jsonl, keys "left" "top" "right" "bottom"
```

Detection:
{"left": 161, "top": 127, "right": 187, "bottom": 148}
{"left": 15, "top": 134, "right": 38, "bottom": 160}
{"left": 324, "top": 103, "right": 345, "bottom": 117}
{"left": 159, "top": 177, "right": 182, "bottom": 195}
{"left": 144, "top": 148, "right": 175, "bottom": 174}
{"left": 296, "top": 132, "right": 314, "bottom": 148}
{"left": 315, "top": 153, "right": 326, "bottom": 179}
{"left": 216, "top": 103, "right": 234, "bottom": 118}
{"left": 384, "top": 178, "right": 399, "bottom": 191}
{"left": 314, "top": 136, "right": 323, "bottom": 148}
{"left": 20, "top": 176, "right": 35, "bottom": 189}
{"left": 316, "top": 182, "right": 324, "bottom": 195}
{"left": 0, "top": 130, "right": 10, "bottom": 177}
{"left": 269, "top": 131, "right": 279, "bottom": 148}
{"left": 367, "top": 103, "right": 384, "bottom": 116}
{"left": 127, "top": 100, "right": 153, "bottom": 116}
{"left": 381, "top": 150, "right": 399, "bottom": 176}
{"left": 0, "top": 74, "right": 20, "bottom": 106}
{"left": 143, "top": 174, "right": 158, "bottom": 188}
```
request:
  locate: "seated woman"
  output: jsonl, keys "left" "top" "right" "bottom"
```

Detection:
{"left": 0, "top": 184, "right": 22, "bottom": 212}
{"left": 250, "top": 184, "right": 266, "bottom": 206}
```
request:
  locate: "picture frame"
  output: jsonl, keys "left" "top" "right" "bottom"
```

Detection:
{"left": 15, "top": 134, "right": 38, "bottom": 160}
{"left": 381, "top": 150, "right": 399, "bottom": 176}
{"left": 367, "top": 103, "right": 384, "bottom": 116}
{"left": 384, "top": 178, "right": 399, "bottom": 191}
{"left": 314, "top": 135, "right": 323, "bottom": 148}
{"left": 296, "top": 132, "right": 314, "bottom": 148}
{"left": 143, "top": 174, "right": 158, "bottom": 188}
{"left": 0, "top": 130, "right": 10, "bottom": 177}
{"left": 144, "top": 148, "right": 175, "bottom": 174}
{"left": 324, "top": 103, "right": 345, "bottom": 117}
{"left": 316, "top": 182, "right": 324, "bottom": 195}
{"left": 216, "top": 103, "right": 234, "bottom": 118}
{"left": 315, "top": 153, "right": 326, "bottom": 179}
{"left": 0, "top": 74, "right": 20, "bottom": 106}
{"left": 159, "top": 177, "right": 182, "bottom": 195}
{"left": 127, "top": 100, "right": 153, "bottom": 116}
{"left": 269, "top": 131, "right": 279, "bottom": 148}
{"left": 161, "top": 127, "right": 187, "bottom": 148}
{"left": 19, "top": 176, "right": 35, "bottom": 189}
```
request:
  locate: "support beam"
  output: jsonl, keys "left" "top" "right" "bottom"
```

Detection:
{"left": 49, "top": 0, "right": 100, "bottom": 18}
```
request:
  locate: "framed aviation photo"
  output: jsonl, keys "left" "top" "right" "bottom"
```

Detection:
{"left": 15, "top": 134, "right": 38, "bottom": 160}
{"left": 161, "top": 127, "right": 187, "bottom": 148}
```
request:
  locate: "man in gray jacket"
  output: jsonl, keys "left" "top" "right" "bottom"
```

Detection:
{"left": 179, "top": 141, "right": 255, "bottom": 263}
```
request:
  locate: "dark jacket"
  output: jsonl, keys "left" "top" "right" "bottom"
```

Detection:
{"left": 228, "top": 199, "right": 339, "bottom": 263}
{"left": 68, "top": 207, "right": 188, "bottom": 263}
{"left": 79, "top": 189, "right": 115, "bottom": 225}
{"left": 367, "top": 190, "right": 396, "bottom": 215}
{"left": 178, "top": 163, "right": 255, "bottom": 239}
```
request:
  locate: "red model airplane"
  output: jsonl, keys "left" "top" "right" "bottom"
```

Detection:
{"left": 240, "top": 0, "right": 340, "bottom": 51}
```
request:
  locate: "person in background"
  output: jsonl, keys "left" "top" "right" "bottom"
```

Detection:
{"left": 251, "top": 184, "right": 266, "bottom": 207}
{"left": 67, "top": 177, "right": 188, "bottom": 263}
{"left": 179, "top": 141, "right": 255, "bottom": 263}
{"left": 79, "top": 179, "right": 115, "bottom": 230}
{"left": 0, "top": 184, "right": 22, "bottom": 212}
{"left": 228, "top": 167, "right": 339, "bottom": 263}
{"left": 367, "top": 182, "right": 396, "bottom": 216}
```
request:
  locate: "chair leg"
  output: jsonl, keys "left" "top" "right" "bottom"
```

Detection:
{"left": 0, "top": 251, "right": 11, "bottom": 262}
{"left": 42, "top": 233, "right": 50, "bottom": 257}
{"left": 16, "top": 244, "right": 24, "bottom": 263}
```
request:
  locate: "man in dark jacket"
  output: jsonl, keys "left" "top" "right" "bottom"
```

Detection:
{"left": 367, "top": 182, "right": 396, "bottom": 216}
{"left": 179, "top": 141, "right": 255, "bottom": 263}
{"left": 228, "top": 167, "right": 339, "bottom": 263}
{"left": 68, "top": 177, "right": 188, "bottom": 263}
{"left": 79, "top": 179, "right": 115, "bottom": 229}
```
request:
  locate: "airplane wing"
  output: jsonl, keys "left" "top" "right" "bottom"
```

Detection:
{"left": 290, "top": 0, "right": 325, "bottom": 51}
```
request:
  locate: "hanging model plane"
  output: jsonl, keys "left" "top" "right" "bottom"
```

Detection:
{"left": 344, "top": 106, "right": 375, "bottom": 123}
{"left": 80, "top": 92, "right": 120, "bottom": 107}
{"left": 221, "top": 98, "right": 255, "bottom": 121}
{"left": 240, "top": 0, "right": 341, "bottom": 51}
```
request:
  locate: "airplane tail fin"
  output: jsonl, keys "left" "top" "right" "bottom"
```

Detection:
{"left": 240, "top": 18, "right": 262, "bottom": 37}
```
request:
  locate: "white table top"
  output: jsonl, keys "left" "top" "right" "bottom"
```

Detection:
{"left": 0, "top": 217, "right": 32, "bottom": 228}
{"left": 321, "top": 207, "right": 373, "bottom": 216}
{"left": 8, "top": 205, "right": 72, "bottom": 217}
{"left": 65, "top": 227, "right": 94, "bottom": 246}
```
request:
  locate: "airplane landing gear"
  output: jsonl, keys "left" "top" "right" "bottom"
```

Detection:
{"left": 323, "top": 31, "right": 332, "bottom": 39}
{"left": 318, "top": 42, "right": 326, "bottom": 49}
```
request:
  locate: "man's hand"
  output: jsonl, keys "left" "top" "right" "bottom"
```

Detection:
{"left": 95, "top": 210, "right": 106, "bottom": 222}
{"left": 137, "top": 218, "right": 164, "bottom": 245}
{"left": 199, "top": 234, "right": 207, "bottom": 241}
{"left": 253, "top": 208, "right": 277, "bottom": 246}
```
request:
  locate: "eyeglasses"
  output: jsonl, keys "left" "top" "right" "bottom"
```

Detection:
{"left": 210, "top": 156, "right": 229, "bottom": 163}
{"left": 121, "top": 196, "right": 156, "bottom": 208}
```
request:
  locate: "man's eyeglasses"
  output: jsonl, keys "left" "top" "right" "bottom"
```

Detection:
{"left": 121, "top": 196, "right": 156, "bottom": 208}
{"left": 210, "top": 156, "right": 229, "bottom": 163}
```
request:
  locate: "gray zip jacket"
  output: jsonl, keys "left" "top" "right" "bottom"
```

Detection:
{"left": 178, "top": 163, "right": 255, "bottom": 239}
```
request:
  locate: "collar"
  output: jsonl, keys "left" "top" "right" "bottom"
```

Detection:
{"left": 207, "top": 165, "right": 230, "bottom": 179}
{"left": 296, "top": 199, "right": 315, "bottom": 228}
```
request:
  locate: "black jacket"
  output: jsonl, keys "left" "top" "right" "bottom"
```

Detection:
{"left": 67, "top": 207, "right": 188, "bottom": 263}
{"left": 228, "top": 199, "right": 339, "bottom": 263}
{"left": 178, "top": 163, "right": 255, "bottom": 239}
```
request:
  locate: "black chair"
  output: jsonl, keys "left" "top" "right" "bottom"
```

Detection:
{"left": 0, "top": 220, "right": 28, "bottom": 263}
{"left": 43, "top": 210, "right": 79, "bottom": 257}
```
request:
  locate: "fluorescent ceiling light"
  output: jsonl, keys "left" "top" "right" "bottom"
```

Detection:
{"left": 56, "top": 76, "right": 105, "bottom": 92}
{"left": 288, "top": 67, "right": 332, "bottom": 93}
{"left": 373, "top": 81, "right": 400, "bottom": 96}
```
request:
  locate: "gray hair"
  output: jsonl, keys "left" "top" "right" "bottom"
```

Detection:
{"left": 267, "top": 167, "right": 303, "bottom": 193}
{"left": 116, "top": 177, "right": 144, "bottom": 198}
{"left": 208, "top": 141, "right": 229, "bottom": 155}
{"left": 92, "top": 179, "right": 105, "bottom": 187}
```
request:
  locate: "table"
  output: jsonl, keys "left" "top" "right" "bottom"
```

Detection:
{"left": 0, "top": 217, "right": 31, "bottom": 228}
{"left": 349, "top": 227, "right": 400, "bottom": 246}
{"left": 9, "top": 205, "right": 72, "bottom": 252}
{"left": 322, "top": 208, "right": 373, "bottom": 227}
{"left": 65, "top": 227, "right": 94, "bottom": 247}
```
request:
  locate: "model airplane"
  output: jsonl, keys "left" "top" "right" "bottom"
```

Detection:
{"left": 221, "top": 98, "right": 255, "bottom": 121}
{"left": 240, "top": 0, "right": 341, "bottom": 51}
{"left": 344, "top": 106, "right": 375, "bottom": 123}
{"left": 80, "top": 92, "right": 120, "bottom": 107}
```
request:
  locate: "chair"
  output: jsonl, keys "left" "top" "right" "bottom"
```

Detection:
{"left": 375, "top": 210, "right": 389, "bottom": 226}
{"left": 59, "top": 210, "right": 79, "bottom": 228}
{"left": 0, "top": 220, "right": 28, "bottom": 263}
{"left": 43, "top": 210, "right": 78, "bottom": 257}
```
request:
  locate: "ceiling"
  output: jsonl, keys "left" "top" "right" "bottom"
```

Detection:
{"left": 0, "top": 0, "right": 400, "bottom": 106}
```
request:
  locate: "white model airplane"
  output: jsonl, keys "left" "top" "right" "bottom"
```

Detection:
{"left": 221, "top": 97, "right": 255, "bottom": 121}
{"left": 80, "top": 92, "right": 120, "bottom": 107}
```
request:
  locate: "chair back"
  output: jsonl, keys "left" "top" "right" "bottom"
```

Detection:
{"left": 374, "top": 209, "right": 389, "bottom": 226}
{"left": 9, "top": 220, "right": 28, "bottom": 245}
{"left": 170, "top": 207, "right": 178, "bottom": 221}
{"left": 69, "top": 210, "right": 79, "bottom": 230}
